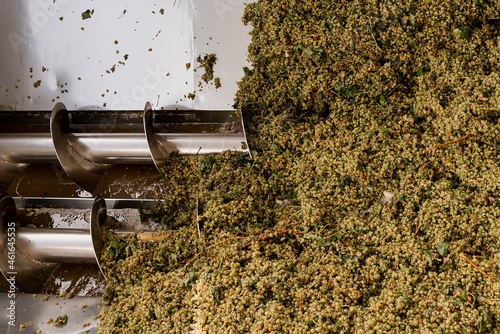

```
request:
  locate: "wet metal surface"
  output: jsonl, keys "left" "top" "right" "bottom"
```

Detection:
{"left": 93, "top": 164, "right": 166, "bottom": 199}
{"left": 6, "top": 163, "right": 92, "bottom": 198}
{"left": 0, "top": 293, "right": 100, "bottom": 333}
{"left": 40, "top": 264, "right": 105, "bottom": 297}
{"left": 0, "top": 194, "right": 158, "bottom": 294}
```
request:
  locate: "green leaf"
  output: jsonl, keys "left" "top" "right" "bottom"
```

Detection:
{"left": 436, "top": 242, "right": 449, "bottom": 257}
{"left": 106, "top": 247, "right": 116, "bottom": 259}
{"left": 302, "top": 46, "right": 324, "bottom": 57}
{"left": 453, "top": 26, "right": 472, "bottom": 39}
{"left": 109, "top": 240, "right": 120, "bottom": 249}
{"left": 423, "top": 250, "right": 433, "bottom": 264}
{"left": 381, "top": 128, "right": 391, "bottom": 136}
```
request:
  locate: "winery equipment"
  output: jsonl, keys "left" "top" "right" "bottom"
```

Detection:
{"left": 0, "top": 0, "right": 254, "bottom": 331}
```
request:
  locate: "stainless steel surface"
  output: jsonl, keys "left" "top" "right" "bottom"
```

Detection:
{"left": 144, "top": 101, "right": 174, "bottom": 171}
{"left": 0, "top": 195, "right": 57, "bottom": 293}
{"left": 51, "top": 103, "right": 110, "bottom": 192}
{"left": 14, "top": 196, "right": 160, "bottom": 210}
{"left": 0, "top": 293, "right": 100, "bottom": 333}
{"left": 92, "top": 164, "right": 167, "bottom": 199}
{"left": 0, "top": 134, "right": 55, "bottom": 163}
{"left": 0, "top": 0, "right": 253, "bottom": 111}
{"left": 66, "top": 134, "right": 152, "bottom": 163}
{"left": 0, "top": 161, "right": 27, "bottom": 195}
{"left": 2, "top": 132, "right": 245, "bottom": 164}
{"left": 13, "top": 196, "right": 105, "bottom": 268}
{"left": 90, "top": 197, "right": 106, "bottom": 277}
{"left": 163, "top": 133, "right": 249, "bottom": 154}
{"left": 16, "top": 228, "right": 96, "bottom": 263}
{"left": 6, "top": 163, "right": 95, "bottom": 199}
{"left": 0, "top": 124, "right": 247, "bottom": 160}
